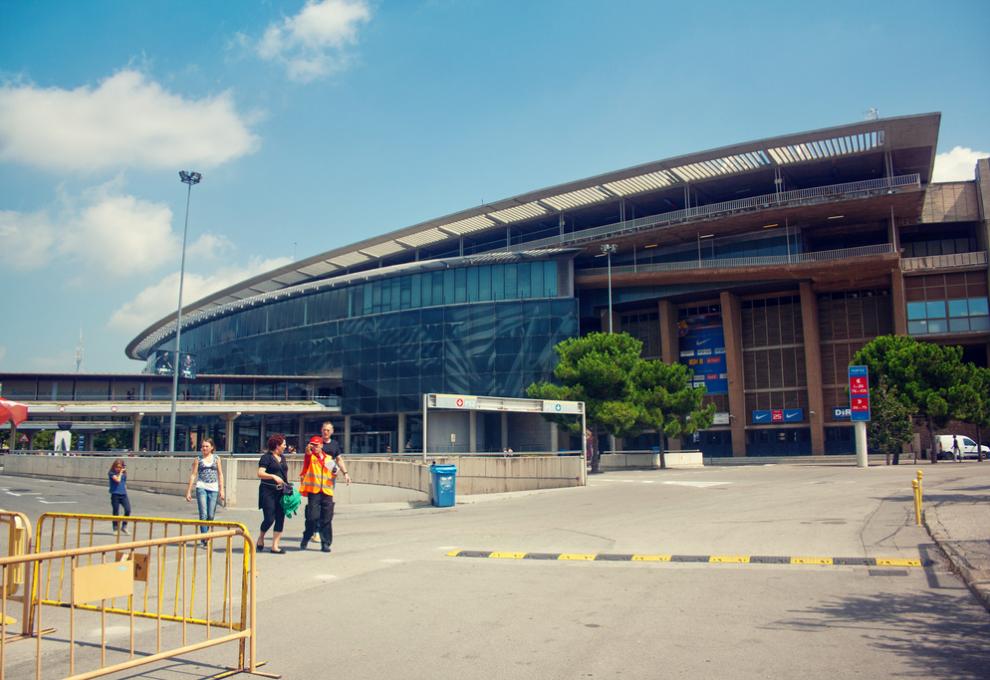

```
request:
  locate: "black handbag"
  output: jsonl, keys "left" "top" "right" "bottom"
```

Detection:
{"left": 281, "top": 482, "right": 295, "bottom": 496}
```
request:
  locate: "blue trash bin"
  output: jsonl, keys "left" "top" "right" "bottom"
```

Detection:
{"left": 430, "top": 464, "right": 457, "bottom": 507}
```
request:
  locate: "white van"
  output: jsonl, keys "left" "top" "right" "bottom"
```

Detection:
{"left": 935, "top": 434, "right": 989, "bottom": 460}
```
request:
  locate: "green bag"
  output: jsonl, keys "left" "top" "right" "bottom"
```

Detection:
{"left": 280, "top": 485, "right": 302, "bottom": 518}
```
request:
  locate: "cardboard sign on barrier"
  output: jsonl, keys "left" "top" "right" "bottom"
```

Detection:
{"left": 115, "top": 551, "right": 149, "bottom": 582}
{"left": 73, "top": 560, "right": 134, "bottom": 604}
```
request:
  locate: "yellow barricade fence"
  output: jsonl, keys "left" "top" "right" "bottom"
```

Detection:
{"left": 0, "top": 528, "right": 277, "bottom": 679}
{"left": 32, "top": 513, "right": 251, "bottom": 634}
{"left": 0, "top": 511, "right": 33, "bottom": 641}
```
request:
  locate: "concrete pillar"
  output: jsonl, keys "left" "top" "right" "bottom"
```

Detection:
{"left": 468, "top": 411, "right": 477, "bottom": 453}
{"left": 344, "top": 415, "right": 351, "bottom": 455}
{"left": 799, "top": 282, "right": 825, "bottom": 455}
{"left": 659, "top": 299, "right": 684, "bottom": 449}
{"left": 891, "top": 270, "right": 908, "bottom": 335}
{"left": 297, "top": 416, "right": 306, "bottom": 451}
{"left": 658, "top": 299, "right": 678, "bottom": 364}
{"left": 397, "top": 413, "right": 406, "bottom": 453}
{"left": 224, "top": 413, "right": 239, "bottom": 453}
{"left": 132, "top": 413, "right": 143, "bottom": 452}
{"left": 500, "top": 413, "right": 508, "bottom": 451}
{"left": 550, "top": 422, "right": 559, "bottom": 452}
{"left": 259, "top": 416, "right": 267, "bottom": 452}
{"left": 608, "top": 434, "right": 618, "bottom": 453}
{"left": 720, "top": 291, "right": 747, "bottom": 457}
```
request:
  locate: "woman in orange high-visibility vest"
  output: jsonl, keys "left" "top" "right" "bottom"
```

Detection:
{"left": 299, "top": 435, "right": 336, "bottom": 552}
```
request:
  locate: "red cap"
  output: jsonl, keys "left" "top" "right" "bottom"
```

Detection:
{"left": 308, "top": 435, "right": 324, "bottom": 446}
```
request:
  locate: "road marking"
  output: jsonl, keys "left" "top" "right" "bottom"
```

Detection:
{"left": 661, "top": 481, "right": 731, "bottom": 488}
{"left": 447, "top": 550, "right": 928, "bottom": 568}
{"left": 38, "top": 500, "right": 78, "bottom": 504}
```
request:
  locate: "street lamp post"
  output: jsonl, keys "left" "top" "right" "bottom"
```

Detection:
{"left": 169, "top": 170, "right": 202, "bottom": 453}
{"left": 601, "top": 243, "right": 617, "bottom": 333}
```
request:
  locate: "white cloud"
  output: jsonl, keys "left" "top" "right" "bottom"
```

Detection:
{"left": 0, "top": 209, "right": 57, "bottom": 270}
{"left": 1, "top": 182, "right": 235, "bottom": 277}
{"left": 933, "top": 146, "right": 989, "bottom": 182}
{"left": 0, "top": 70, "right": 259, "bottom": 172}
{"left": 256, "top": 0, "right": 371, "bottom": 83}
{"left": 108, "top": 256, "right": 293, "bottom": 332}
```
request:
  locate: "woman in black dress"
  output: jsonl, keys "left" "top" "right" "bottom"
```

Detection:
{"left": 257, "top": 433, "right": 289, "bottom": 554}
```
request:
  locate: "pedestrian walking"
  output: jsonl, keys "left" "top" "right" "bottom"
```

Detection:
{"left": 257, "top": 433, "right": 289, "bottom": 554}
{"left": 952, "top": 435, "right": 961, "bottom": 460}
{"left": 108, "top": 458, "right": 130, "bottom": 534}
{"left": 586, "top": 428, "right": 601, "bottom": 474}
{"left": 184, "top": 438, "right": 225, "bottom": 545}
{"left": 299, "top": 436, "right": 336, "bottom": 553}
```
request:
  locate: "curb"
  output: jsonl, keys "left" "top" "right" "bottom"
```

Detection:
{"left": 923, "top": 512, "right": 990, "bottom": 612}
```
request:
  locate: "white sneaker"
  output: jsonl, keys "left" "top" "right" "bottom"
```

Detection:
{"left": 120, "top": 527, "right": 129, "bottom": 535}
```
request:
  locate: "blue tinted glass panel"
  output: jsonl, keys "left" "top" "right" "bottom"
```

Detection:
{"left": 454, "top": 268, "right": 467, "bottom": 304}
{"left": 391, "top": 278, "right": 401, "bottom": 312}
{"left": 466, "top": 267, "right": 479, "bottom": 302}
{"left": 478, "top": 265, "right": 491, "bottom": 300}
{"left": 432, "top": 272, "right": 443, "bottom": 305}
{"left": 969, "top": 297, "right": 989, "bottom": 316}
{"left": 517, "top": 262, "right": 532, "bottom": 297}
{"left": 530, "top": 261, "right": 543, "bottom": 297}
{"left": 927, "top": 319, "right": 947, "bottom": 333}
{"left": 970, "top": 316, "right": 990, "bottom": 331}
{"left": 443, "top": 270, "right": 455, "bottom": 305}
{"left": 925, "top": 301, "right": 946, "bottom": 319}
{"left": 505, "top": 264, "right": 518, "bottom": 299}
{"left": 908, "top": 320, "right": 928, "bottom": 335}
{"left": 411, "top": 274, "right": 421, "bottom": 307}
{"left": 492, "top": 266, "right": 505, "bottom": 300}
{"left": 949, "top": 318, "right": 971, "bottom": 332}
{"left": 948, "top": 299, "right": 968, "bottom": 318}
{"left": 544, "top": 261, "right": 557, "bottom": 297}
{"left": 907, "top": 302, "right": 926, "bottom": 320}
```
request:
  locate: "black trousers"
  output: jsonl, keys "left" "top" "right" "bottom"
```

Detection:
{"left": 259, "top": 486, "right": 285, "bottom": 533}
{"left": 110, "top": 493, "right": 131, "bottom": 529}
{"left": 303, "top": 492, "right": 334, "bottom": 546}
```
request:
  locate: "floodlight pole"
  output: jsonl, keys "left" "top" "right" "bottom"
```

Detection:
{"left": 601, "top": 244, "right": 617, "bottom": 333}
{"left": 169, "top": 171, "right": 202, "bottom": 453}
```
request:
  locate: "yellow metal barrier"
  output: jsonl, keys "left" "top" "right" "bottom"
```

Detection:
{"left": 32, "top": 513, "right": 252, "bottom": 634}
{"left": 0, "top": 529, "right": 278, "bottom": 679}
{"left": 912, "top": 469, "right": 924, "bottom": 526}
{"left": 0, "top": 511, "right": 32, "bottom": 641}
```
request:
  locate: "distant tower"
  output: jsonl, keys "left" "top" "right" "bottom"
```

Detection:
{"left": 75, "top": 329, "right": 83, "bottom": 372}
{"left": 865, "top": 107, "right": 879, "bottom": 121}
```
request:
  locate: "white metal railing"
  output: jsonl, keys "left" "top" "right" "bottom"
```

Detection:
{"left": 511, "top": 174, "right": 921, "bottom": 252}
{"left": 581, "top": 243, "right": 896, "bottom": 276}
{"left": 900, "top": 251, "right": 987, "bottom": 272}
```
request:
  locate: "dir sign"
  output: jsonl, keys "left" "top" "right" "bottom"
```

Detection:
{"left": 848, "top": 365, "right": 871, "bottom": 422}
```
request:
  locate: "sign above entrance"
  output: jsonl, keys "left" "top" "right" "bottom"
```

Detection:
{"left": 542, "top": 400, "right": 583, "bottom": 414}
{"left": 434, "top": 394, "right": 478, "bottom": 410}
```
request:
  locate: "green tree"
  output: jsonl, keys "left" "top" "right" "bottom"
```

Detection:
{"left": 867, "top": 380, "right": 913, "bottom": 465}
{"left": 33, "top": 430, "right": 54, "bottom": 450}
{"left": 852, "top": 335, "right": 977, "bottom": 464}
{"left": 527, "top": 332, "right": 647, "bottom": 440}
{"left": 960, "top": 364, "right": 990, "bottom": 462}
{"left": 633, "top": 359, "right": 715, "bottom": 468}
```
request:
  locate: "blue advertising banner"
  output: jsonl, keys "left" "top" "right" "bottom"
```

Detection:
{"left": 678, "top": 311, "right": 727, "bottom": 395}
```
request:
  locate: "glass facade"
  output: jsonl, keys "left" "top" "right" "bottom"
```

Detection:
{"left": 149, "top": 259, "right": 578, "bottom": 415}
{"left": 907, "top": 297, "right": 990, "bottom": 335}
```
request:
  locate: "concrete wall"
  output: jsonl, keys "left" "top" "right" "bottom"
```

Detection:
{"left": 1, "top": 454, "right": 242, "bottom": 506}
{"left": 599, "top": 451, "right": 704, "bottom": 470}
{"left": 2, "top": 453, "right": 584, "bottom": 506}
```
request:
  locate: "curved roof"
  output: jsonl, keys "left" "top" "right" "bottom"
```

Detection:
{"left": 128, "top": 112, "right": 941, "bottom": 359}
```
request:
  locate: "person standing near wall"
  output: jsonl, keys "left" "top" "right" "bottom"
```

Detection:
{"left": 320, "top": 421, "right": 351, "bottom": 486}
{"left": 586, "top": 428, "right": 601, "bottom": 474}
{"left": 185, "top": 438, "right": 225, "bottom": 545}
{"left": 299, "top": 436, "right": 336, "bottom": 553}
{"left": 108, "top": 458, "right": 130, "bottom": 534}
{"left": 257, "top": 433, "right": 289, "bottom": 554}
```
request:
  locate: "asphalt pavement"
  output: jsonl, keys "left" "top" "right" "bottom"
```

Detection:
{"left": 0, "top": 460, "right": 988, "bottom": 679}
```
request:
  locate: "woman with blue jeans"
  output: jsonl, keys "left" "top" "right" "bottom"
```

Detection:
{"left": 184, "top": 438, "right": 225, "bottom": 545}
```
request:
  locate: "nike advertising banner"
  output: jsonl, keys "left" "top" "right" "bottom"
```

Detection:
{"left": 677, "top": 310, "right": 728, "bottom": 395}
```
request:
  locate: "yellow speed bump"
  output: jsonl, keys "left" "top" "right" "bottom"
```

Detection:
{"left": 490, "top": 552, "right": 527, "bottom": 559}
{"left": 791, "top": 556, "right": 834, "bottom": 566}
{"left": 631, "top": 554, "right": 672, "bottom": 562}
{"left": 709, "top": 555, "right": 750, "bottom": 564}
{"left": 876, "top": 558, "right": 922, "bottom": 568}
{"left": 446, "top": 550, "right": 463, "bottom": 557}
{"left": 557, "top": 553, "right": 596, "bottom": 561}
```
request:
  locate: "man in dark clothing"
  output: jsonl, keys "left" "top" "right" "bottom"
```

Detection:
{"left": 586, "top": 428, "right": 601, "bottom": 474}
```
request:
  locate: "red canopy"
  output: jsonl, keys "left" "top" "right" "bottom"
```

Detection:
{"left": 0, "top": 399, "right": 29, "bottom": 426}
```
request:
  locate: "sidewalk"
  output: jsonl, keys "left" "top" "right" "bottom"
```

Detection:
{"left": 922, "top": 465, "right": 990, "bottom": 610}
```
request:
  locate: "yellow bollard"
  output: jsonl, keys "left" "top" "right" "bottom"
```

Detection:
{"left": 912, "top": 479, "right": 921, "bottom": 526}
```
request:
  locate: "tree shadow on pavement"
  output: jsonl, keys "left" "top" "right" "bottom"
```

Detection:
{"left": 769, "top": 590, "right": 990, "bottom": 679}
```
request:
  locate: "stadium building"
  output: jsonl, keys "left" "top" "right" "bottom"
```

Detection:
{"left": 103, "top": 113, "right": 989, "bottom": 456}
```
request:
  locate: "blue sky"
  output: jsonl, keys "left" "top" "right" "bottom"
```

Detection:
{"left": 1, "top": 0, "right": 988, "bottom": 373}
